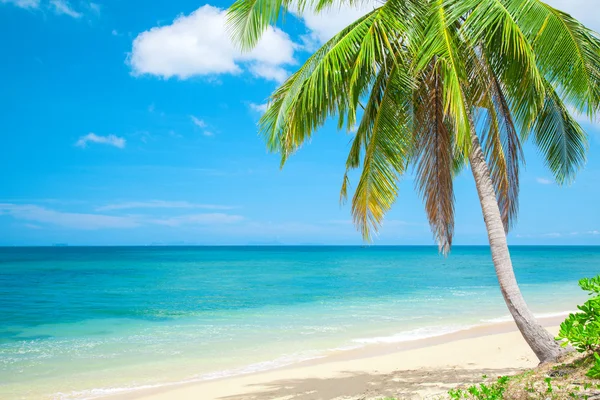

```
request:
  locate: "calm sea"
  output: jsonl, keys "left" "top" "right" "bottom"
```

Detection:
{"left": 0, "top": 246, "right": 598, "bottom": 399}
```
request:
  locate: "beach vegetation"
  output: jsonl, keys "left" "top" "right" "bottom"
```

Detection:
{"left": 588, "top": 353, "right": 600, "bottom": 379}
{"left": 226, "top": 0, "right": 600, "bottom": 363}
{"left": 448, "top": 376, "right": 509, "bottom": 399}
{"left": 448, "top": 351, "right": 600, "bottom": 399}
{"left": 556, "top": 275, "right": 600, "bottom": 379}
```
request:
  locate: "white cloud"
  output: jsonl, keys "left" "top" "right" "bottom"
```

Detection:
{"left": 568, "top": 230, "right": 600, "bottom": 236}
{"left": 88, "top": 1, "right": 99, "bottom": 14}
{"left": 1, "top": 203, "right": 244, "bottom": 230}
{"left": 0, "top": 204, "right": 139, "bottom": 230}
{"left": 544, "top": 0, "right": 600, "bottom": 32}
{"left": 97, "top": 200, "right": 235, "bottom": 212}
{"left": 517, "top": 230, "right": 600, "bottom": 239}
{"left": 1, "top": 0, "right": 40, "bottom": 8}
{"left": 23, "top": 223, "right": 43, "bottom": 229}
{"left": 568, "top": 230, "right": 600, "bottom": 237}
{"left": 566, "top": 105, "right": 596, "bottom": 125}
{"left": 190, "top": 115, "right": 206, "bottom": 128}
{"left": 75, "top": 133, "right": 126, "bottom": 149}
{"left": 2, "top": 0, "right": 96, "bottom": 17}
{"left": 542, "top": 232, "right": 562, "bottom": 238}
{"left": 129, "top": 5, "right": 296, "bottom": 82}
{"left": 248, "top": 64, "right": 288, "bottom": 83}
{"left": 190, "top": 116, "right": 214, "bottom": 136}
{"left": 49, "top": 0, "right": 81, "bottom": 18}
{"left": 249, "top": 102, "right": 268, "bottom": 113}
{"left": 536, "top": 177, "right": 553, "bottom": 185}
{"left": 150, "top": 213, "right": 244, "bottom": 227}
{"left": 293, "top": 1, "right": 379, "bottom": 44}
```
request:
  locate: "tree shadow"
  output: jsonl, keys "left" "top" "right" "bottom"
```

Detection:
{"left": 219, "top": 367, "right": 521, "bottom": 400}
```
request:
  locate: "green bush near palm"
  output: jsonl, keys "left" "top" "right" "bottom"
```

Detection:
{"left": 588, "top": 353, "right": 600, "bottom": 379}
{"left": 556, "top": 275, "right": 600, "bottom": 378}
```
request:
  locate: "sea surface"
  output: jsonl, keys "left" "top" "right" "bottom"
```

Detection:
{"left": 0, "top": 245, "right": 598, "bottom": 399}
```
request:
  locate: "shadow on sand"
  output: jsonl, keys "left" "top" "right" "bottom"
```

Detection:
{"left": 219, "top": 366, "right": 521, "bottom": 400}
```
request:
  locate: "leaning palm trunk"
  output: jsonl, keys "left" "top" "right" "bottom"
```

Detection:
{"left": 469, "top": 133, "right": 564, "bottom": 363}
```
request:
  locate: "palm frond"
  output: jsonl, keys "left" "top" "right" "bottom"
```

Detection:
{"left": 349, "top": 62, "right": 413, "bottom": 241}
{"left": 340, "top": 68, "right": 389, "bottom": 205}
{"left": 227, "top": 0, "right": 290, "bottom": 50}
{"left": 474, "top": 52, "right": 523, "bottom": 232}
{"left": 259, "top": 2, "right": 409, "bottom": 165}
{"left": 416, "top": 0, "right": 472, "bottom": 155}
{"left": 450, "top": 0, "right": 545, "bottom": 133}
{"left": 413, "top": 63, "right": 455, "bottom": 254}
{"left": 506, "top": 0, "right": 600, "bottom": 116}
{"left": 532, "top": 80, "right": 589, "bottom": 184}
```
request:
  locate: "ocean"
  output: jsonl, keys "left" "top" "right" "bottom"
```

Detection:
{"left": 0, "top": 246, "right": 598, "bottom": 399}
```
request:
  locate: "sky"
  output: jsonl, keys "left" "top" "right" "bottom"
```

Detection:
{"left": 0, "top": 0, "right": 599, "bottom": 246}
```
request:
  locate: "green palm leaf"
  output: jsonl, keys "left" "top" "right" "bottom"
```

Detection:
{"left": 416, "top": 0, "right": 471, "bottom": 155}
{"left": 532, "top": 81, "right": 588, "bottom": 185}
{"left": 259, "top": 2, "right": 410, "bottom": 165}
{"left": 227, "top": 0, "right": 290, "bottom": 50}
{"left": 345, "top": 62, "right": 413, "bottom": 241}
{"left": 506, "top": 0, "right": 600, "bottom": 115}
{"left": 451, "top": 0, "right": 545, "bottom": 133}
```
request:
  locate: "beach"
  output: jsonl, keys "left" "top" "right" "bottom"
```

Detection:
{"left": 1, "top": 246, "right": 597, "bottom": 399}
{"left": 109, "top": 318, "right": 563, "bottom": 400}
{"left": 5, "top": 0, "right": 600, "bottom": 397}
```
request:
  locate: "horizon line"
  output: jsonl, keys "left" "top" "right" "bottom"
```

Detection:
{"left": 1, "top": 244, "right": 599, "bottom": 248}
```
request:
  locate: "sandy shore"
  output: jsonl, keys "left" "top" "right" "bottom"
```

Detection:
{"left": 108, "top": 317, "right": 563, "bottom": 400}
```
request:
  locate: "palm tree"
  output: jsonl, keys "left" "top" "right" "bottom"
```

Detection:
{"left": 227, "top": 0, "right": 600, "bottom": 362}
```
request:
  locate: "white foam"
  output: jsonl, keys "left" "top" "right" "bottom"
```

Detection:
{"left": 198, "top": 351, "right": 326, "bottom": 381}
{"left": 352, "top": 310, "right": 575, "bottom": 345}
{"left": 352, "top": 324, "right": 474, "bottom": 344}
{"left": 482, "top": 315, "right": 513, "bottom": 323}
{"left": 56, "top": 351, "right": 327, "bottom": 400}
{"left": 483, "top": 311, "right": 574, "bottom": 324}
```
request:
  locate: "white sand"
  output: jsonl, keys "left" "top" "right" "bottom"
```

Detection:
{"left": 108, "top": 318, "right": 562, "bottom": 400}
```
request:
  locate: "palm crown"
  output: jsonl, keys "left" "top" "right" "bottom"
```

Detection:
{"left": 227, "top": 0, "right": 599, "bottom": 253}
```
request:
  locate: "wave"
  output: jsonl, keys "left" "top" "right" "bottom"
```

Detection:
{"left": 482, "top": 310, "right": 574, "bottom": 324}
{"left": 352, "top": 310, "right": 574, "bottom": 345}
{"left": 198, "top": 351, "right": 326, "bottom": 381}
{"left": 352, "top": 324, "right": 474, "bottom": 344}
{"left": 57, "top": 351, "right": 327, "bottom": 400}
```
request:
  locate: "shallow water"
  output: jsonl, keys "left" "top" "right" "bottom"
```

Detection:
{"left": 0, "top": 245, "right": 597, "bottom": 399}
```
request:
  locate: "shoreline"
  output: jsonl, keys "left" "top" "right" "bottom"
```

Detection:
{"left": 103, "top": 314, "right": 567, "bottom": 400}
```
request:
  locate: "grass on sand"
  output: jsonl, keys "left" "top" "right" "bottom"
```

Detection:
{"left": 381, "top": 352, "right": 600, "bottom": 399}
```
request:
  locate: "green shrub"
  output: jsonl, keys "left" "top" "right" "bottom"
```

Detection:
{"left": 587, "top": 353, "right": 600, "bottom": 379}
{"left": 448, "top": 376, "right": 509, "bottom": 399}
{"left": 556, "top": 275, "right": 600, "bottom": 379}
{"left": 556, "top": 275, "right": 600, "bottom": 353}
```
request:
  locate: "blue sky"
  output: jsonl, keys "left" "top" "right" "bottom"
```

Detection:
{"left": 1, "top": 0, "right": 599, "bottom": 246}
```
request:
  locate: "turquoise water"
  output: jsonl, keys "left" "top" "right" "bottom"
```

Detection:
{"left": 0, "top": 246, "right": 598, "bottom": 399}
